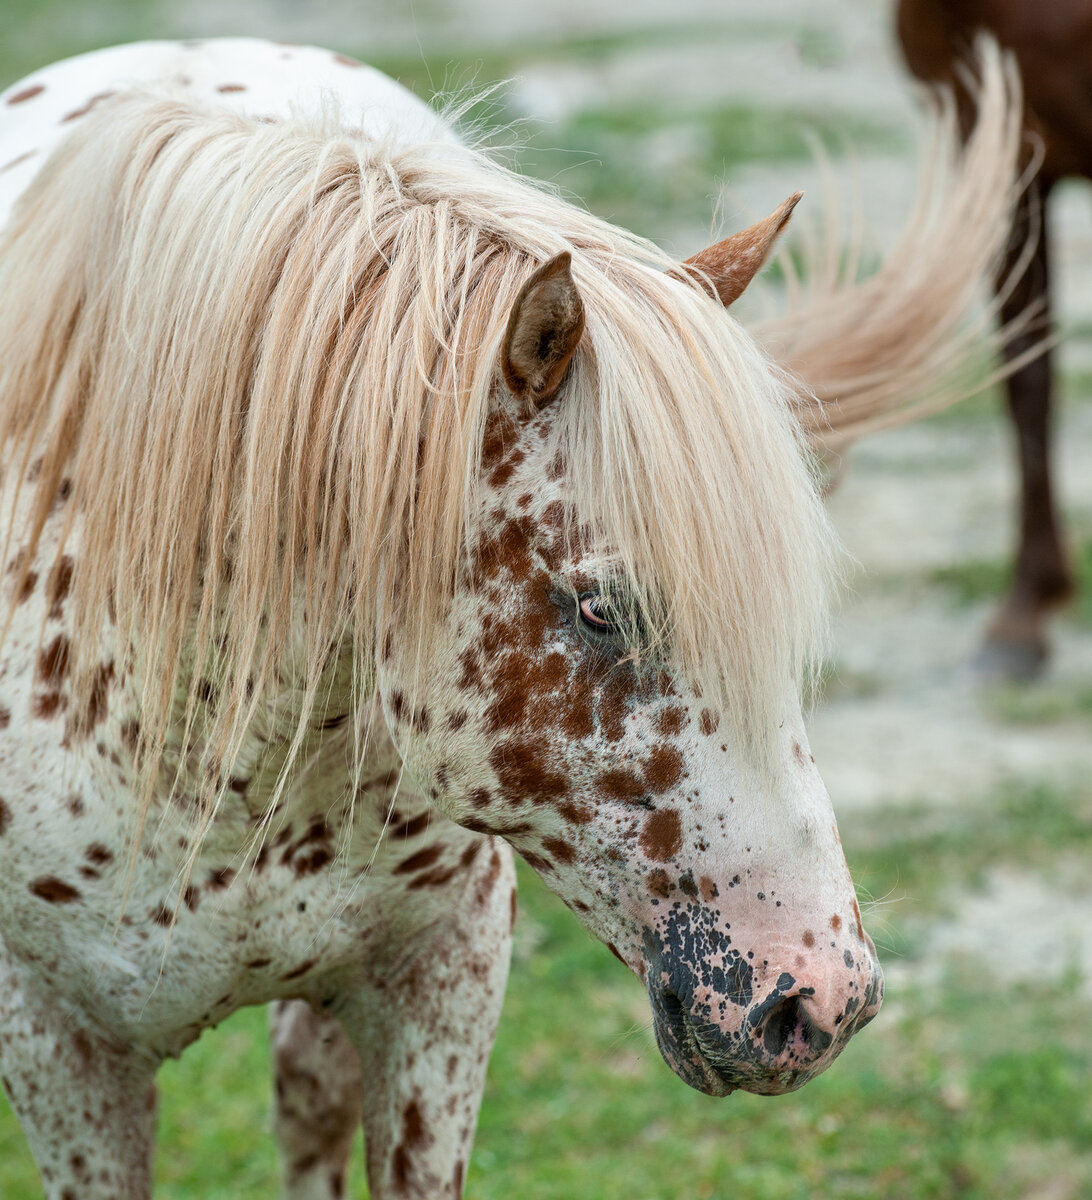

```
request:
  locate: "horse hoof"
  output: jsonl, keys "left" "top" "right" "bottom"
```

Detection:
{"left": 974, "top": 635, "right": 1049, "bottom": 683}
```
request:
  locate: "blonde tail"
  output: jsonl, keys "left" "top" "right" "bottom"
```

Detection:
{"left": 755, "top": 37, "right": 1036, "bottom": 451}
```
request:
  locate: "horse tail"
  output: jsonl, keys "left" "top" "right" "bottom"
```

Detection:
{"left": 754, "top": 36, "right": 1037, "bottom": 451}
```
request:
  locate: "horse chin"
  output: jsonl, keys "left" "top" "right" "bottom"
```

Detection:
{"left": 649, "top": 996, "right": 830, "bottom": 1099}
{"left": 649, "top": 994, "right": 738, "bottom": 1098}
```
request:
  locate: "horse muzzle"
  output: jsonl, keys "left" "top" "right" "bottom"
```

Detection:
{"left": 645, "top": 931, "right": 884, "bottom": 1097}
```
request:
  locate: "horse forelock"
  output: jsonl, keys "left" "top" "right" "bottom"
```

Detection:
{"left": 0, "top": 87, "right": 837, "bottom": 828}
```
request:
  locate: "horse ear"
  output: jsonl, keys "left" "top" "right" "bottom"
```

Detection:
{"left": 681, "top": 191, "right": 802, "bottom": 307}
{"left": 502, "top": 251, "right": 585, "bottom": 407}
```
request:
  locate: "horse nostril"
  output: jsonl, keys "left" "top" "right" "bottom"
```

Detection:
{"left": 756, "top": 995, "right": 834, "bottom": 1060}
{"left": 660, "top": 986, "right": 685, "bottom": 1022}
{"left": 757, "top": 994, "right": 802, "bottom": 1057}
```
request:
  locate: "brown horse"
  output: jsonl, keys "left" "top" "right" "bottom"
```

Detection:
{"left": 897, "top": 0, "right": 1089, "bottom": 678}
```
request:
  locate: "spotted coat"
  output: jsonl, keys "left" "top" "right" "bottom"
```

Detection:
{"left": 0, "top": 40, "right": 881, "bottom": 1200}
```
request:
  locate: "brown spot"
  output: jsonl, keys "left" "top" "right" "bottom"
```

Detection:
{"left": 206, "top": 867, "right": 235, "bottom": 890}
{"left": 480, "top": 410, "right": 518, "bottom": 470}
{"left": 0, "top": 705, "right": 9, "bottom": 729}
{"left": 476, "top": 847, "right": 503, "bottom": 906}
{"left": 597, "top": 767, "right": 645, "bottom": 802}
{"left": 294, "top": 847, "right": 333, "bottom": 875}
{"left": 402, "top": 1100, "right": 428, "bottom": 1148}
{"left": 32, "top": 692, "right": 66, "bottom": 718}
{"left": 699, "top": 875, "right": 719, "bottom": 901}
{"left": 802, "top": 930, "right": 815, "bottom": 948}
{"left": 17, "top": 571, "right": 38, "bottom": 602}
{"left": 216, "top": 83, "right": 247, "bottom": 93}
{"left": 282, "top": 958, "right": 318, "bottom": 980}
{"left": 510, "top": 886, "right": 518, "bottom": 930}
{"left": 792, "top": 741, "right": 807, "bottom": 768}
{"left": 38, "top": 637, "right": 72, "bottom": 683}
{"left": 699, "top": 708, "right": 720, "bottom": 736}
{"left": 0, "top": 798, "right": 9, "bottom": 835}
{"left": 851, "top": 897, "right": 864, "bottom": 941}
{"left": 392, "top": 1146, "right": 411, "bottom": 1190}
{"left": 246, "top": 957, "right": 272, "bottom": 969}
{"left": 647, "top": 868, "right": 672, "bottom": 899}
{"left": 490, "top": 738, "right": 569, "bottom": 803}
{"left": 60, "top": 90, "right": 117, "bottom": 122}
{"left": 830, "top": 914, "right": 842, "bottom": 933}
{"left": 67, "top": 794, "right": 84, "bottom": 816}
{"left": 560, "top": 690, "right": 595, "bottom": 740}
{"left": 639, "top": 810, "right": 682, "bottom": 862}
{"left": 0, "top": 150, "right": 38, "bottom": 174}
{"left": 488, "top": 446, "right": 525, "bottom": 488}
{"left": 394, "top": 845, "right": 444, "bottom": 875}
{"left": 148, "top": 904, "right": 173, "bottom": 927}
{"left": 542, "top": 836, "right": 575, "bottom": 864}
{"left": 459, "top": 841, "right": 481, "bottom": 868}
{"left": 390, "top": 811, "right": 431, "bottom": 839}
{"left": 84, "top": 843, "right": 113, "bottom": 866}
{"left": 73, "top": 660, "right": 114, "bottom": 734}
{"left": 47, "top": 556, "right": 74, "bottom": 618}
{"left": 183, "top": 886, "right": 200, "bottom": 912}
{"left": 557, "top": 800, "right": 592, "bottom": 825}
{"left": 29, "top": 876, "right": 81, "bottom": 903}
{"left": 404, "top": 865, "right": 454, "bottom": 889}
{"left": 643, "top": 744, "right": 684, "bottom": 793}
{"left": 658, "top": 706, "right": 688, "bottom": 736}
{"left": 598, "top": 667, "right": 639, "bottom": 743}
{"left": 6, "top": 84, "right": 45, "bottom": 104}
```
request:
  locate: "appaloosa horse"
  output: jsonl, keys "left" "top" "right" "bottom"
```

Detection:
{"left": 898, "top": 0, "right": 1087, "bottom": 678}
{"left": 0, "top": 39, "right": 1020, "bottom": 1199}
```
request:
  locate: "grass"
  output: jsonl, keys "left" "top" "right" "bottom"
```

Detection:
{"left": 847, "top": 780, "right": 1092, "bottom": 920}
{"left": 2, "top": 831, "right": 1090, "bottom": 1198}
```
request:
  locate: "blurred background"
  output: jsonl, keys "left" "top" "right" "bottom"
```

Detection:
{"left": 2, "top": 1, "right": 1091, "bottom": 1196}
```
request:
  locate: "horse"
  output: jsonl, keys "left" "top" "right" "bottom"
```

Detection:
{"left": 897, "top": 0, "right": 1087, "bottom": 679}
{"left": 0, "top": 38, "right": 1021, "bottom": 1200}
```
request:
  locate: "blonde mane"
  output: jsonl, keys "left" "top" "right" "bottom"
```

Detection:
{"left": 0, "top": 53, "right": 1019, "bottom": 829}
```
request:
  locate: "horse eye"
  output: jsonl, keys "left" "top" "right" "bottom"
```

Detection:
{"left": 578, "top": 593, "right": 625, "bottom": 632}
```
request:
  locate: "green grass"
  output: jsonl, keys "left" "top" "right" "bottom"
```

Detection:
{"left": 2, "top": 836, "right": 1090, "bottom": 1197}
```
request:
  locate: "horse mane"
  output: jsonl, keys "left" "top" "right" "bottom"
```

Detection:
{"left": 0, "top": 88, "right": 835, "bottom": 834}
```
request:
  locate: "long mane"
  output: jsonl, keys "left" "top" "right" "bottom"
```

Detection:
{"left": 0, "top": 90, "right": 835, "bottom": 812}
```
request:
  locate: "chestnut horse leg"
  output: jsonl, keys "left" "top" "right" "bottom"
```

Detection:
{"left": 981, "top": 179, "right": 1074, "bottom": 678}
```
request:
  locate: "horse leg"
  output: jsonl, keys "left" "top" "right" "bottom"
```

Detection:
{"left": 270, "top": 998, "right": 363, "bottom": 1200}
{"left": 981, "top": 179, "right": 1073, "bottom": 678}
{"left": 344, "top": 837, "right": 516, "bottom": 1200}
{"left": 0, "top": 943, "right": 159, "bottom": 1199}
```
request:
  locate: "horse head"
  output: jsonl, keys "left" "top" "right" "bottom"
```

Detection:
{"left": 376, "top": 221, "right": 882, "bottom": 1098}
